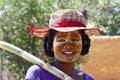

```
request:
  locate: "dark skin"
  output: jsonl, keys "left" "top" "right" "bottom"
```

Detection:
{"left": 50, "top": 30, "right": 85, "bottom": 80}
{"left": 43, "top": 29, "right": 91, "bottom": 79}
{"left": 51, "top": 60, "right": 74, "bottom": 76}
{"left": 50, "top": 60, "right": 85, "bottom": 80}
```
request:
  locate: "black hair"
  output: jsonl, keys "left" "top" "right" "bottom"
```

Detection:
{"left": 79, "top": 30, "right": 90, "bottom": 55}
{"left": 43, "top": 29, "right": 57, "bottom": 57}
{"left": 43, "top": 29, "right": 91, "bottom": 57}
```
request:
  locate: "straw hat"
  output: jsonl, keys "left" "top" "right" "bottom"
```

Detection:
{"left": 28, "top": 9, "right": 101, "bottom": 38}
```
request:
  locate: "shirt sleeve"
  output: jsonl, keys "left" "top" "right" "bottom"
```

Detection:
{"left": 25, "top": 65, "right": 43, "bottom": 80}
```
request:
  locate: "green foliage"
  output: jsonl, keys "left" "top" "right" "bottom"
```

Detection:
{"left": 93, "top": 0, "right": 120, "bottom": 35}
{"left": 0, "top": 0, "right": 120, "bottom": 79}
{"left": 0, "top": 0, "right": 54, "bottom": 79}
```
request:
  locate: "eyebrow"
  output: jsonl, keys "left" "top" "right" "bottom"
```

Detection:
{"left": 56, "top": 31, "right": 81, "bottom": 38}
{"left": 56, "top": 36, "right": 64, "bottom": 39}
{"left": 56, "top": 35, "right": 81, "bottom": 39}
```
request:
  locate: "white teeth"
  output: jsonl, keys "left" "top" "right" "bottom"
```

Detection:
{"left": 64, "top": 52, "right": 73, "bottom": 54}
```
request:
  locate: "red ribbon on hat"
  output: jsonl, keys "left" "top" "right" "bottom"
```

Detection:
{"left": 49, "top": 21, "right": 86, "bottom": 28}
{"left": 28, "top": 26, "right": 35, "bottom": 31}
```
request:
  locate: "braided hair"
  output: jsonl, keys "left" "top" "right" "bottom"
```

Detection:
{"left": 43, "top": 29, "right": 90, "bottom": 57}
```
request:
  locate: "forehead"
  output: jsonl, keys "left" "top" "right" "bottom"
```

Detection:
{"left": 55, "top": 30, "right": 81, "bottom": 37}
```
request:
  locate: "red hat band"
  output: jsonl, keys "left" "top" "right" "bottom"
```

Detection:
{"left": 49, "top": 21, "right": 86, "bottom": 28}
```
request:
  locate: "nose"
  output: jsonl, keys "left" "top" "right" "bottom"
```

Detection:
{"left": 64, "top": 41, "right": 72, "bottom": 49}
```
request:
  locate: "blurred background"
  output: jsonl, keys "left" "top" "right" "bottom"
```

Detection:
{"left": 0, "top": 0, "right": 120, "bottom": 80}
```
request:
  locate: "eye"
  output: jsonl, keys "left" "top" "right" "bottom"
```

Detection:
{"left": 71, "top": 38, "right": 80, "bottom": 42}
{"left": 57, "top": 38, "right": 66, "bottom": 42}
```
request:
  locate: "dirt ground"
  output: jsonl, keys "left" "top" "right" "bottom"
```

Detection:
{"left": 82, "top": 36, "right": 120, "bottom": 80}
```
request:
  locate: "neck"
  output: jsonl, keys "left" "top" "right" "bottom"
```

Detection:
{"left": 52, "top": 60, "right": 75, "bottom": 76}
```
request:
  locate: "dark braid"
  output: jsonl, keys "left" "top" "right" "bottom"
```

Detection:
{"left": 43, "top": 29, "right": 57, "bottom": 57}
{"left": 80, "top": 30, "right": 91, "bottom": 55}
{"left": 43, "top": 30, "right": 91, "bottom": 57}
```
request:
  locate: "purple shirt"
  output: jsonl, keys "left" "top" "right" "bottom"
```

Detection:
{"left": 25, "top": 65, "right": 94, "bottom": 80}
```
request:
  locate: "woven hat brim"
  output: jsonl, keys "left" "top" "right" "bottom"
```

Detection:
{"left": 52, "top": 27, "right": 101, "bottom": 36}
{"left": 28, "top": 26, "right": 101, "bottom": 38}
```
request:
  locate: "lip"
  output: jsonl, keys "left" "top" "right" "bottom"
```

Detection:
{"left": 62, "top": 49, "right": 76, "bottom": 56}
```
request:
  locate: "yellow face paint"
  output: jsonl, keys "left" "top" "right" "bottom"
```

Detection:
{"left": 53, "top": 30, "right": 82, "bottom": 63}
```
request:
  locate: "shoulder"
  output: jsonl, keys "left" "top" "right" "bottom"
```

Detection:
{"left": 25, "top": 64, "right": 58, "bottom": 80}
{"left": 28, "top": 64, "right": 42, "bottom": 71}
{"left": 26, "top": 64, "right": 43, "bottom": 74}
{"left": 25, "top": 64, "right": 43, "bottom": 80}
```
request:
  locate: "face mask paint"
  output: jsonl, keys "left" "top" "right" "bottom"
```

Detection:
{"left": 53, "top": 30, "right": 82, "bottom": 63}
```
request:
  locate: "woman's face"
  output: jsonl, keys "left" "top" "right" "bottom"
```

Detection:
{"left": 53, "top": 30, "right": 82, "bottom": 63}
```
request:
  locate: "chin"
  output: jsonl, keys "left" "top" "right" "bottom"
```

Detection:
{"left": 59, "top": 59, "right": 76, "bottom": 63}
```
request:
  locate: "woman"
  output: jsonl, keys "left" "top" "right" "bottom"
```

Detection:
{"left": 25, "top": 9, "right": 100, "bottom": 80}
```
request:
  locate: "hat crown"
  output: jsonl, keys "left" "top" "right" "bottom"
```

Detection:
{"left": 49, "top": 9, "right": 85, "bottom": 28}
{"left": 29, "top": 9, "right": 100, "bottom": 39}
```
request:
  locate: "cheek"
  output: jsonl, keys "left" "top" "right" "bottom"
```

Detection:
{"left": 77, "top": 43, "right": 82, "bottom": 49}
{"left": 53, "top": 42, "right": 63, "bottom": 53}
{"left": 73, "top": 42, "right": 82, "bottom": 52}
{"left": 75, "top": 45, "right": 82, "bottom": 54}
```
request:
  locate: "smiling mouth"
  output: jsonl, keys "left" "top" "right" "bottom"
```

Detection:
{"left": 62, "top": 51, "right": 76, "bottom": 56}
